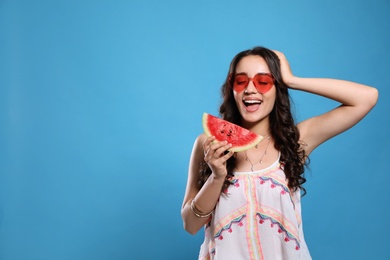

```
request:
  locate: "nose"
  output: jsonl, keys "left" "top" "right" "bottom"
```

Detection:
{"left": 244, "top": 79, "right": 257, "bottom": 93}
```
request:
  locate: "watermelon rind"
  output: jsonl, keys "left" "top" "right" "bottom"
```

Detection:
{"left": 202, "top": 113, "right": 263, "bottom": 152}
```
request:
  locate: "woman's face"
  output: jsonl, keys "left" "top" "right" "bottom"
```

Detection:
{"left": 233, "top": 55, "right": 276, "bottom": 126}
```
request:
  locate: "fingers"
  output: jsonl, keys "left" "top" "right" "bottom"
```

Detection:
{"left": 203, "top": 136, "right": 216, "bottom": 155}
{"left": 207, "top": 141, "right": 231, "bottom": 162}
{"left": 202, "top": 136, "right": 234, "bottom": 178}
{"left": 272, "top": 49, "right": 281, "bottom": 56}
{"left": 203, "top": 137, "right": 233, "bottom": 163}
{"left": 272, "top": 50, "right": 288, "bottom": 61}
{"left": 272, "top": 50, "right": 294, "bottom": 86}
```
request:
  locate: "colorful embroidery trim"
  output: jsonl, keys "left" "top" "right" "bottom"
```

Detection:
{"left": 214, "top": 214, "right": 246, "bottom": 239}
{"left": 257, "top": 213, "right": 301, "bottom": 250}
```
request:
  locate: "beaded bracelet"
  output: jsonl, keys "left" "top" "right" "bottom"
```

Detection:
{"left": 190, "top": 199, "right": 213, "bottom": 218}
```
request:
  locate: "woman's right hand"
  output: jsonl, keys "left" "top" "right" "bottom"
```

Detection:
{"left": 181, "top": 134, "right": 234, "bottom": 234}
{"left": 202, "top": 136, "right": 234, "bottom": 179}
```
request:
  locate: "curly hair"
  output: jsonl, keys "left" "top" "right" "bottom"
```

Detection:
{"left": 198, "top": 46, "right": 308, "bottom": 195}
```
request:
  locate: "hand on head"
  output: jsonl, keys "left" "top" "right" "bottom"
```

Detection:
{"left": 272, "top": 50, "right": 295, "bottom": 86}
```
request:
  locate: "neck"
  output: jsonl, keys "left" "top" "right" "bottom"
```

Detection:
{"left": 241, "top": 117, "right": 271, "bottom": 137}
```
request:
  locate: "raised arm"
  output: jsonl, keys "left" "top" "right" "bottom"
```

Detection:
{"left": 274, "top": 51, "right": 379, "bottom": 155}
{"left": 181, "top": 134, "right": 234, "bottom": 234}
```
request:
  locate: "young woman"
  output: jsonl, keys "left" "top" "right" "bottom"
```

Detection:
{"left": 181, "top": 46, "right": 378, "bottom": 260}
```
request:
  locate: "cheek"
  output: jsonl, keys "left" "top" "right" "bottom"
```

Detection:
{"left": 233, "top": 91, "right": 242, "bottom": 106}
{"left": 264, "top": 89, "right": 277, "bottom": 108}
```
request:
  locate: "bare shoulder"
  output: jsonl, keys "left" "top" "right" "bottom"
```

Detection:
{"left": 195, "top": 133, "right": 207, "bottom": 146}
{"left": 186, "top": 133, "right": 207, "bottom": 191}
{"left": 192, "top": 133, "right": 207, "bottom": 158}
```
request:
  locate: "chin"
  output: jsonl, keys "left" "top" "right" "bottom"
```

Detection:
{"left": 240, "top": 113, "right": 267, "bottom": 125}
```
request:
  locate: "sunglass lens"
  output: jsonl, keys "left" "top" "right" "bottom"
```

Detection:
{"left": 233, "top": 75, "right": 249, "bottom": 92}
{"left": 253, "top": 74, "right": 273, "bottom": 93}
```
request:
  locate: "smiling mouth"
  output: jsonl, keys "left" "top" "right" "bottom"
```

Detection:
{"left": 243, "top": 100, "right": 262, "bottom": 107}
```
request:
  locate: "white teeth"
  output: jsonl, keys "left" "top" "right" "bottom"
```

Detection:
{"left": 244, "top": 100, "right": 262, "bottom": 104}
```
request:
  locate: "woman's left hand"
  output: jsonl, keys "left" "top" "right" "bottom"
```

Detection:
{"left": 273, "top": 50, "right": 295, "bottom": 87}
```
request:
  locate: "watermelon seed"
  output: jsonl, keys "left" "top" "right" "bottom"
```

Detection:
{"left": 227, "top": 129, "right": 233, "bottom": 137}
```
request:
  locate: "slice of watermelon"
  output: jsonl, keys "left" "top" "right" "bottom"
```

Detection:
{"left": 202, "top": 113, "right": 263, "bottom": 152}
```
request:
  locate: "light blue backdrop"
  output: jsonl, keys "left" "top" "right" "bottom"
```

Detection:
{"left": 1, "top": 0, "right": 389, "bottom": 259}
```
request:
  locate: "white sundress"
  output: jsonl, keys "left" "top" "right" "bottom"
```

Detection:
{"left": 198, "top": 156, "right": 312, "bottom": 260}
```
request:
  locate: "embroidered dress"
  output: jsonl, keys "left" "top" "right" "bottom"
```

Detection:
{"left": 198, "top": 157, "right": 311, "bottom": 260}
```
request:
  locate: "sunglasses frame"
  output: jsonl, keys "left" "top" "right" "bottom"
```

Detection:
{"left": 229, "top": 72, "right": 275, "bottom": 93}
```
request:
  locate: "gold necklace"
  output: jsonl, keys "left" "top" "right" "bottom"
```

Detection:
{"left": 244, "top": 136, "right": 271, "bottom": 171}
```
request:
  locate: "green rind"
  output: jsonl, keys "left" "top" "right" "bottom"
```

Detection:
{"left": 229, "top": 134, "right": 263, "bottom": 152}
{"left": 202, "top": 113, "right": 212, "bottom": 137}
{"left": 202, "top": 112, "right": 263, "bottom": 152}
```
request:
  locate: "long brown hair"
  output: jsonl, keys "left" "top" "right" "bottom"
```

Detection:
{"left": 198, "top": 46, "right": 308, "bottom": 195}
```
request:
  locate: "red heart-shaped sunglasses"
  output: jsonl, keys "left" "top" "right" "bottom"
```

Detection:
{"left": 229, "top": 73, "right": 275, "bottom": 93}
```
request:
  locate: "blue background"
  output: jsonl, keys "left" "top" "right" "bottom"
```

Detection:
{"left": 0, "top": 0, "right": 389, "bottom": 259}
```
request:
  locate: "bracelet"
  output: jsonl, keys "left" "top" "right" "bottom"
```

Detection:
{"left": 190, "top": 199, "right": 213, "bottom": 218}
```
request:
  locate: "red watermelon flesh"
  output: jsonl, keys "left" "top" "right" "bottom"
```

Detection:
{"left": 202, "top": 113, "right": 263, "bottom": 152}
